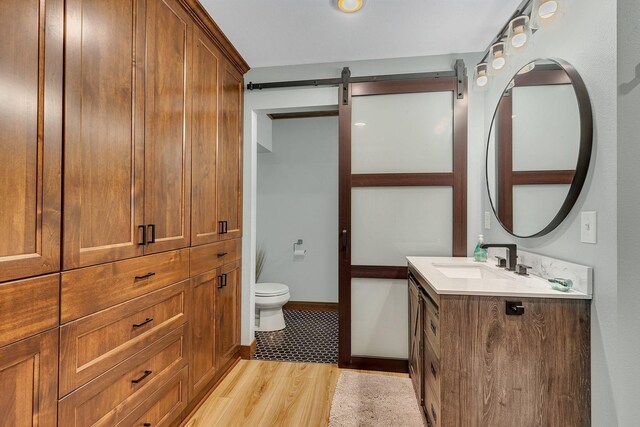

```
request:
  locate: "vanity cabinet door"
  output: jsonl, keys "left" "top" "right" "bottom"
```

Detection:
{"left": 0, "top": 0, "right": 62, "bottom": 282}
{"left": 408, "top": 276, "right": 423, "bottom": 405}
{"left": 143, "top": 0, "right": 192, "bottom": 254}
{"left": 217, "top": 64, "right": 243, "bottom": 241}
{"left": 216, "top": 261, "right": 241, "bottom": 370}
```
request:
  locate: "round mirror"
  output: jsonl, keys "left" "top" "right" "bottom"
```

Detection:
{"left": 486, "top": 59, "right": 593, "bottom": 238}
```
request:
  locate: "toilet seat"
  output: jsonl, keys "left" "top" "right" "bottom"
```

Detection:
{"left": 255, "top": 282, "right": 289, "bottom": 297}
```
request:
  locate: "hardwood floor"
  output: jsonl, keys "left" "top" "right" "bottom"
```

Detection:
{"left": 183, "top": 360, "right": 407, "bottom": 427}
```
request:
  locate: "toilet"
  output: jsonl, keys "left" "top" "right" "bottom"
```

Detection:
{"left": 255, "top": 283, "right": 290, "bottom": 331}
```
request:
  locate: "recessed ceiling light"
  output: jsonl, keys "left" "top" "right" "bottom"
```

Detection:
{"left": 354, "top": 122, "right": 366, "bottom": 127}
{"left": 338, "top": 0, "right": 364, "bottom": 13}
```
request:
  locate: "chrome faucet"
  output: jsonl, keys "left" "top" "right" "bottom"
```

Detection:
{"left": 481, "top": 243, "right": 517, "bottom": 271}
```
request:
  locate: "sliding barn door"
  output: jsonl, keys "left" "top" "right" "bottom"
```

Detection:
{"left": 339, "top": 77, "right": 467, "bottom": 369}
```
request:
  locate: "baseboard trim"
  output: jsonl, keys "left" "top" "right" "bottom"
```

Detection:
{"left": 240, "top": 339, "right": 257, "bottom": 359}
{"left": 284, "top": 301, "right": 338, "bottom": 312}
{"left": 340, "top": 356, "right": 409, "bottom": 374}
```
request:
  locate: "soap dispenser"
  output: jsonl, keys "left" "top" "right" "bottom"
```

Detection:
{"left": 473, "top": 234, "right": 488, "bottom": 262}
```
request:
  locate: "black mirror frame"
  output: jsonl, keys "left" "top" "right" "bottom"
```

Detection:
{"left": 485, "top": 58, "right": 594, "bottom": 239}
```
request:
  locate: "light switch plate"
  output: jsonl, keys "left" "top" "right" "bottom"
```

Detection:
{"left": 581, "top": 211, "right": 597, "bottom": 244}
{"left": 484, "top": 211, "right": 491, "bottom": 230}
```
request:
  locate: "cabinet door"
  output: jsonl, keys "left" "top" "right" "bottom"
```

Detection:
{"left": 408, "top": 276, "right": 422, "bottom": 404}
{"left": 217, "top": 64, "right": 243, "bottom": 241}
{"left": 144, "top": 0, "right": 192, "bottom": 254}
{"left": 190, "top": 270, "right": 218, "bottom": 398}
{"left": 0, "top": 0, "right": 62, "bottom": 282}
{"left": 0, "top": 330, "right": 58, "bottom": 427}
{"left": 64, "top": 0, "right": 145, "bottom": 269}
{"left": 190, "top": 26, "right": 222, "bottom": 247}
{"left": 216, "top": 261, "right": 241, "bottom": 370}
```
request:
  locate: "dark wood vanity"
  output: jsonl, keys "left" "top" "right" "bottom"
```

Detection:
{"left": 408, "top": 266, "right": 591, "bottom": 427}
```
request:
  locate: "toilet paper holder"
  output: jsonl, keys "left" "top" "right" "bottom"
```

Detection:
{"left": 293, "top": 239, "right": 303, "bottom": 252}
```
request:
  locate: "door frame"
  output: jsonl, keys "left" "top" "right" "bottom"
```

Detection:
{"left": 338, "top": 74, "right": 468, "bottom": 371}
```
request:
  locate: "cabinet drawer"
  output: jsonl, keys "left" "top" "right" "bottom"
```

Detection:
{"left": 59, "top": 281, "right": 190, "bottom": 396}
{"left": 425, "top": 381, "right": 441, "bottom": 427}
{"left": 116, "top": 366, "right": 189, "bottom": 427}
{"left": 190, "top": 239, "right": 241, "bottom": 276}
{"left": 59, "top": 325, "right": 188, "bottom": 427}
{"left": 424, "top": 339, "right": 440, "bottom": 404}
{"left": 61, "top": 250, "right": 189, "bottom": 323}
{"left": 423, "top": 295, "right": 440, "bottom": 358}
{"left": 0, "top": 274, "right": 59, "bottom": 347}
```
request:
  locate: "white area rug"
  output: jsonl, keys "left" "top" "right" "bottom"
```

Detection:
{"left": 329, "top": 371, "right": 424, "bottom": 427}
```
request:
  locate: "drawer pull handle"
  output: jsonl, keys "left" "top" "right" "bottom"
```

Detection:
{"left": 430, "top": 363, "right": 437, "bottom": 378}
{"left": 217, "top": 252, "right": 228, "bottom": 258}
{"left": 132, "top": 317, "right": 154, "bottom": 328}
{"left": 431, "top": 404, "right": 438, "bottom": 423}
{"left": 131, "top": 370, "right": 152, "bottom": 384}
{"left": 430, "top": 320, "right": 437, "bottom": 335}
{"left": 143, "top": 424, "right": 151, "bottom": 427}
{"left": 134, "top": 272, "right": 156, "bottom": 280}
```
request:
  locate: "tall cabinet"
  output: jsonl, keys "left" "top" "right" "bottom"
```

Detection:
{"left": 0, "top": 0, "right": 248, "bottom": 425}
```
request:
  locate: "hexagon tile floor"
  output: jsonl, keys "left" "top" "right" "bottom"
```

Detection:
{"left": 253, "top": 309, "right": 338, "bottom": 364}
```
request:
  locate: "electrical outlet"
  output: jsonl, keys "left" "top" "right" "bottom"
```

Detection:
{"left": 484, "top": 211, "right": 491, "bottom": 230}
{"left": 581, "top": 211, "right": 597, "bottom": 244}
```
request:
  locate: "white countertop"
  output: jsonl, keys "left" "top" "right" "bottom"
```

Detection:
{"left": 407, "top": 257, "right": 592, "bottom": 300}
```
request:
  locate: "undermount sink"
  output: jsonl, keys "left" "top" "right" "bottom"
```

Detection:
{"left": 433, "top": 263, "right": 511, "bottom": 280}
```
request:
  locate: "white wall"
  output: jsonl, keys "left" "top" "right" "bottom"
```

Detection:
{"left": 617, "top": 0, "right": 640, "bottom": 424}
{"left": 481, "top": 1, "right": 617, "bottom": 424}
{"left": 257, "top": 117, "right": 339, "bottom": 303}
{"left": 242, "top": 52, "right": 486, "bottom": 347}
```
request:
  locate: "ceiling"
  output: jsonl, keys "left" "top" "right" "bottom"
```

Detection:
{"left": 200, "top": 0, "right": 522, "bottom": 68}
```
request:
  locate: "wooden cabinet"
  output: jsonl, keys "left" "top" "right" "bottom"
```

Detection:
{"left": 0, "top": 330, "right": 59, "bottom": 427}
{"left": 216, "top": 261, "right": 241, "bottom": 369}
{"left": 408, "top": 274, "right": 422, "bottom": 405}
{"left": 217, "top": 66, "right": 244, "bottom": 241}
{"left": 408, "top": 267, "right": 591, "bottom": 427}
{"left": 64, "top": 0, "right": 146, "bottom": 268}
{"left": 190, "top": 257, "right": 241, "bottom": 398}
{"left": 144, "top": 0, "right": 192, "bottom": 255}
{"left": 191, "top": 25, "right": 222, "bottom": 247}
{"left": 0, "top": 0, "right": 62, "bottom": 283}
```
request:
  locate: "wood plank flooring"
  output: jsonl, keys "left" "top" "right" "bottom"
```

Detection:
{"left": 183, "top": 360, "right": 407, "bottom": 427}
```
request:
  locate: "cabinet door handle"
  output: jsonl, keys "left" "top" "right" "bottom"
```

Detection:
{"left": 132, "top": 317, "right": 154, "bottom": 328}
{"left": 217, "top": 275, "right": 224, "bottom": 289}
{"left": 131, "top": 370, "right": 152, "bottom": 384}
{"left": 147, "top": 224, "right": 156, "bottom": 244}
{"left": 134, "top": 272, "right": 156, "bottom": 280}
{"left": 430, "top": 363, "right": 437, "bottom": 378}
{"left": 138, "top": 225, "right": 147, "bottom": 246}
{"left": 219, "top": 221, "right": 225, "bottom": 234}
{"left": 430, "top": 320, "right": 437, "bottom": 335}
{"left": 217, "top": 252, "right": 228, "bottom": 258}
{"left": 222, "top": 273, "right": 228, "bottom": 287}
{"left": 224, "top": 221, "right": 228, "bottom": 234}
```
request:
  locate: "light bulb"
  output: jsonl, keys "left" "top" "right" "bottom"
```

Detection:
{"left": 492, "top": 57, "right": 506, "bottom": 70}
{"left": 538, "top": 1, "right": 558, "bottom": 19}
{"left": 511, "top": 31, "right": 528, "bottom": 48}
{"left": 338, "top": 0, "right": 363, "bottom": 13}
{"left": 476, "top": 75, "right": 488, "bottom": 87}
